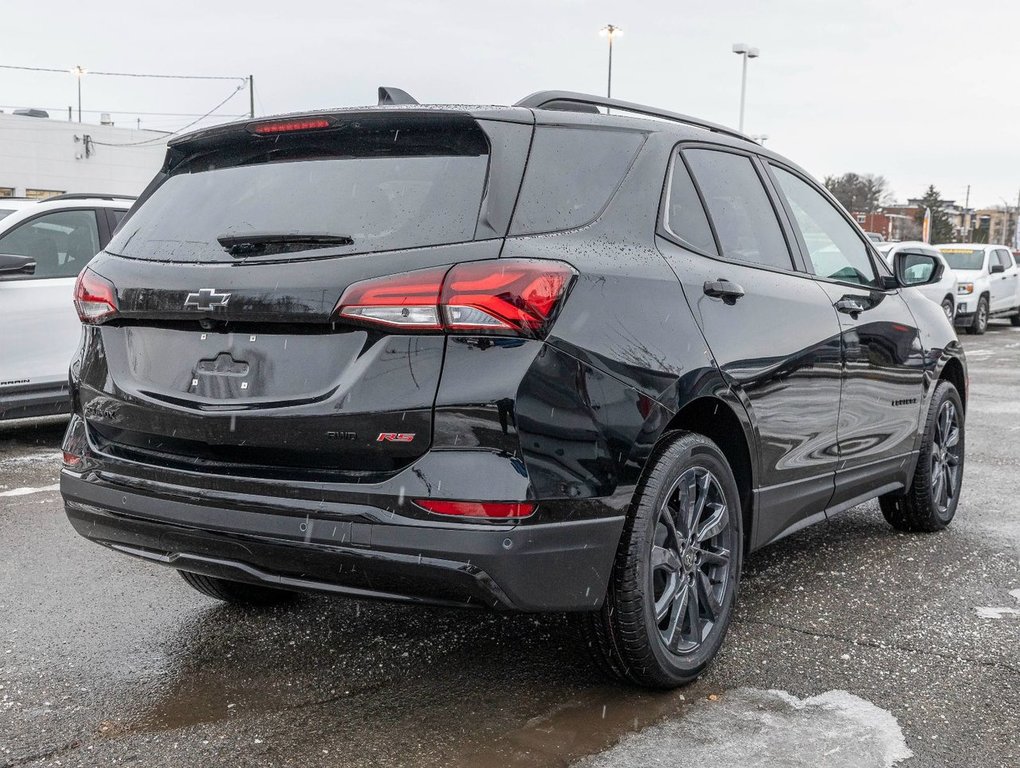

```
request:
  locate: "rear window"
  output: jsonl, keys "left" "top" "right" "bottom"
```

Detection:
{"left": 938, "top": 247, "right": 985, "bottom": 270}
{"left": 510, "top": 126, "right": 645, "bottom": 235}
{"left": 0, "top": 209, "right": 15, "bottom": 221}
{"left": 107, "top": 119, "right": 490, "bottom": 262}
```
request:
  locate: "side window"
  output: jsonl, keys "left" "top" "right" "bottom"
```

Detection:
{"left": 510, "top": 126, "right": 645, "bottom": 235}
{"left": 663, "top": 153, "right": 717, "bottom": 255}
{"left": 110, "top": 208, "right": 129, "bottom": 233}
{"left": 997, "top": 250, "right": 1013, "bottom": 269}
{"left": 0, "top": 209, "right": 100, "bottom": 279}
{"left": 771, "top": 166, "right": 878, "bottom": 287}
{"left": 683, "top": 148, "right": 792, "bottom": 270}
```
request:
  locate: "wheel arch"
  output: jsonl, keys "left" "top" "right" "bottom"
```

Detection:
{"left": 938, "top": 355, "right": 967, "bottom": 413}
{"left": 657, "top": 396, "right": 757, "bottom": 553}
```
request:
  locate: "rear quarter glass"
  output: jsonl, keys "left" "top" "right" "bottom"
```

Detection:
{"left": 106, "top": 118, "right": 491, "bottom": 263}
{"left": 509, "top": 125, "right": 646, "bottom": 236}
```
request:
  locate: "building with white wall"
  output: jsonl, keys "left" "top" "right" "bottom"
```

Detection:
{"left": 0, "top": 112, "right": 168, "bottom": 199}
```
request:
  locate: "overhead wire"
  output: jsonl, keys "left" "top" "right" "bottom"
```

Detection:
{"left": 89, "top": 84, "right": 247, "bottom": 147}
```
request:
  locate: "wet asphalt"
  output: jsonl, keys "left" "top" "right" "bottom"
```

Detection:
{"left": 1, "top": 324, "right": 1018, "bottom": 768}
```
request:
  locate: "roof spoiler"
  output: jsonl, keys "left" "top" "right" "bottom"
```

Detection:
{"left": 378, "top": 87, "right": 419, "bottom": 106}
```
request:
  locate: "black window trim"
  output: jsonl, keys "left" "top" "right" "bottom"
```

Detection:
{"left": 656, "top": 141, "right": 810, "bottom": 278}
{"left": 0, "top": 206, "right": 102, "bottom": 282}
{"left": 764, "top": 160, "right": 895, "bottom": 293}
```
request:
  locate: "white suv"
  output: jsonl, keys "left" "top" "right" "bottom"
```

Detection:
{"left": 877, "top": 241, "right": 958, "bottom": 319}
{"left": 0, "top": 194, "right": 134, "bottom": 421}
{"left": 936, "top": 243, "right": 1020, "bottom": 334}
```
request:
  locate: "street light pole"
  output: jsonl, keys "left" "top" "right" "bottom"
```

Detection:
{"left": 599, "top": 25, "right": 623, "bottom": 100}
{"left": 731, "top": 44, "right": 759, "bottom": 132}
{"left": 71, "top": 65, "right": 86, "bottom": 123}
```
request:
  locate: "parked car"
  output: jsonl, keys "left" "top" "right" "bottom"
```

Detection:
{"left": 936, "top": 243, "right": 1020, "bottom": 333}
{"left": 864, "top": 231, "right": 885, "bottom": 244}
{"left": 0, "top": 198, "right": 41, "bottom": 221}
{"left": 876, "top": 241, "right": 958, "bottom": 319}
{"left": 60, "top": 90, "right": 967, "bottom": 689}
{"left": 0, "top": 194, "right": 134, "bottom": 421}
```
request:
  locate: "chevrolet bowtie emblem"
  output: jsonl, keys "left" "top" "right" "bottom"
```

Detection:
{"left": 184, "top": 288, "right": 231, "bottom": 311}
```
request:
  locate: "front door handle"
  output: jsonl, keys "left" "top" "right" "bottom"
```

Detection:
{"left": 835, "top": 297, "right": 866, "bottom": 318}
{"left": 703, "top": 279, "right": 746, "bottom": 305}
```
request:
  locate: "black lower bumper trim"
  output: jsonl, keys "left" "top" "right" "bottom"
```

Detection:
{"left": 61, "top": 471, "right": 624, "bottom": 612}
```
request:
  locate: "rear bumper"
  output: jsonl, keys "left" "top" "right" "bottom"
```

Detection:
{"left": 61, "top": 470, "right": 623, "bottom": 612}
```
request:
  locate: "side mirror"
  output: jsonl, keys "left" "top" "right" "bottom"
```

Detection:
{"left": 894, "top": 251, "right": 942, "bottom": 287}
{"left": 990, "top": 263, "right": 1005, "bottom": 274}
{"left": 0, "top": 253, "right": 36, "bottom": 277}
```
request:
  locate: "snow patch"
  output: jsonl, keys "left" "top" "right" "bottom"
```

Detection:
{"left": 579, "top": 688, "right": 912, "bottom": 768}
{"left": 0, "top": 451, "right": 61, "bottom": 467}
{"left": 0, "top": 483, "right": 60, "bottom": 498}
{"left": 976, "top": 589, "right": 1020, "bottom": 619}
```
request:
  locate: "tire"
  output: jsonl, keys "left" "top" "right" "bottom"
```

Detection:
{"left": 178, "top": 570, "right": 297, "bottom": 606}
{"left": 879, "top": 380, "right": 964, "bottom": 532}
{"left": 577, "top": 431, "right": 743, "bottom": 689}
{"left": 1011, "top": 312, "right": 1020, "bottom": 327}
{"left": 966, "top": 296, "right": 988, "bottom": 335}
{"left": 940, "top": 296, "right": 954, "bottom": 321}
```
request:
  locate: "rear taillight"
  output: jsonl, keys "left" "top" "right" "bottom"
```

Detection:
{"left": 73, "top": 268, "right": 118, "bottom": 324}
{"left": 335, "top": 260, "right": 575, "bottom": 337}
{"left": 414, "top": 500, "right": 536, "bottom": 520}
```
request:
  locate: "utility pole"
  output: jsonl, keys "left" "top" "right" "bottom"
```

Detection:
{"left": 248, "top": 75, "right": 255, "bottom": 119}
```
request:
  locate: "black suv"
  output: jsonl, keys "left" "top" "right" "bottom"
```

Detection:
{"left": 61, "top": 89, "right": 967, "bottom": 688}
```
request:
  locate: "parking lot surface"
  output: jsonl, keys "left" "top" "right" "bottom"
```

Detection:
{"left": 2, "top": 324, "right": 1018, "bottom": 767}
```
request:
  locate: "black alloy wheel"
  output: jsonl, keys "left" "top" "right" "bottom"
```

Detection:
{"left": 651, "top": 467, "right": 733, "bottom": 654}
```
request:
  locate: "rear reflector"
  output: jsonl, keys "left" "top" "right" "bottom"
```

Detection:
{"left": 415, "top": 500, "right": 536, "bottom": 519}
{"left": 250, "top": 118, "right": 332, "bottom": 135}
{"left": 73, "top": 268, "right": 118, "bottom": 324}
{"left": 62, "top": 451, "right": 82, "bottom": 467}
{"left": 335, "top": 260, "right": 575, "bottom": 337}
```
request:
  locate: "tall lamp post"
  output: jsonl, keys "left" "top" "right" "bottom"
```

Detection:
{"left": 731, "top": 43, "right": 759, "bottom": 132}
{"left": 71, "top": 65, "right": 87, "bottom": 123}
{"left": 599, "top": 25, "right": 623, "bottom": 99}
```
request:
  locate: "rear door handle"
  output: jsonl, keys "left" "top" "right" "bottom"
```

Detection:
{"left": 703, "top": 279, "right": 745, "bottom": 304}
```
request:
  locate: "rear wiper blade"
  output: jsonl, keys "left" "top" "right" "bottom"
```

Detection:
{"left": 217, "top": 233, "right": 354, "bottom": 256}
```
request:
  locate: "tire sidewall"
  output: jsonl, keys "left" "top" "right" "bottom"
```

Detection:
{"left": 633, "top": 435, "right": 743, "bottom": 683}
{"left": 974, "top": 297, "right": 988, "bottom": 334}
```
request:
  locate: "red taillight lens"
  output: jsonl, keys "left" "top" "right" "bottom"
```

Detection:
{"left": 73, "top": 268, "right": 118, "bottom": 324}
{"left": 334, "top": 260, "right": 575, "bottom": 337}
{"left": 250, "top": 118, "right": 332, "bottom": 135}
{"left": 441, "top": 261, "right": 574, "bottom": 332}
{"left": 336, "top": 267, "right": 447, "bottom": 329}
{"left": 414, "top": 500, "right": 536, "bottom": 519}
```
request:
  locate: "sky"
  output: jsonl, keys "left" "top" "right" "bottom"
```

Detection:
{"left": 2, "top": 0, "right": 1018, "bottom": 209}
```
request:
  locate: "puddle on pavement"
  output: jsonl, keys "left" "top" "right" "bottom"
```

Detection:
{"left": 448, "top": 686, "right": 686, "bottom": 768}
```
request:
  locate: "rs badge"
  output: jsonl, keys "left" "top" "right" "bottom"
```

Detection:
{"left": 377, "top": 433, "right": 415, "bottom": 442}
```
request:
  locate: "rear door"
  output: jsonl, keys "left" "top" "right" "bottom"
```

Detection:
{"left": 656, "top": 145, "right": 843, "bottom": 547}
{"left": 78, "top": 112, "right": 532, "bottom": 477}
{"left": 991, "top": 249, "right": 1017, "bottom": 311}
{"left": 768, "top": 163, "right": 926, "bottom": 508}
{"left": 0, "top": 208, "right": 100, "bottom": 403}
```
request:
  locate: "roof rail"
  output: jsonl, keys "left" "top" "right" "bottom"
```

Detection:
{"left": 44, "top": 193, "right": 136, "bottom": 202}
{"left": 514, "top": 90, "right": 754, "bottom": 143}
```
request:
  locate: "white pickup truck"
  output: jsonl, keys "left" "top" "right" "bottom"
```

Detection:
{"left": 936, "top": 243, "right": 1020, "bottom": 334}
